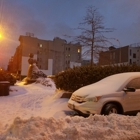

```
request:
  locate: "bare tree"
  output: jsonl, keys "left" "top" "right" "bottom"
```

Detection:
{"left": 75, "top": 6, "right": 113, "bottom": 66}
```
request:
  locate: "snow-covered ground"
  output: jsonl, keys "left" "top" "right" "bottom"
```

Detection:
{"left": 0, "top": 78, "right": 140, "bottom": 140}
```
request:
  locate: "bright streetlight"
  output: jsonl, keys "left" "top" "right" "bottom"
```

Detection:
{"left": 0, "top": 33, "right": 2, "bottom": 39}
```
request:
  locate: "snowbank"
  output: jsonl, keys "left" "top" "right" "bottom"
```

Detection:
{"left": 1, "top": 114, "right": 140, "bottom": 140}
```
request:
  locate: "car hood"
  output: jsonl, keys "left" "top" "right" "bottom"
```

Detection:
{"left": 73, "top": 81, "right": 123, "bottom": 98}
{"left": 72, "top": 72, "right": 140, "bottom": 98}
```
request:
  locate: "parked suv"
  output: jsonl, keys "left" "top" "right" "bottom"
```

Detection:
{"left": 68, "top": 72, "right": 140, "bottom": 116}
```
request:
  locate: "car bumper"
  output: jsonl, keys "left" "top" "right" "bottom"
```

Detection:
{"left": 68, "top": 99, "right": 102, "bottom": 115}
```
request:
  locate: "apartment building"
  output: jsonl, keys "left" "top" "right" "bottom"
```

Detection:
{"left": 9, "top": 34, "right": 82, "bottom": 76}
{"left": 99, "top": 43, "right": 140, "bottom": 66}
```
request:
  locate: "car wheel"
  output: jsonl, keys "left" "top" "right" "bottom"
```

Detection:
{"left": 102, "top": 103, "right": 119, "bottom": 115}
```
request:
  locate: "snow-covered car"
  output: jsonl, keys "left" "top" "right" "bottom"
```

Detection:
{"left": 68, "top": 72, "right": 140, "bottom": 116}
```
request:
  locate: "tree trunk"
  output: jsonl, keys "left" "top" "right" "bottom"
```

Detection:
{"left": 90, "top": 40, "right": 94, "bottom": 66}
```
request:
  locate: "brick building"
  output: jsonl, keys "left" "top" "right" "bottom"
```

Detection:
{"left": 99, "top": 43, "right": 140, "bottom": 66}
{"left": 9, "top": 35, "right": 82, "bottom": 76}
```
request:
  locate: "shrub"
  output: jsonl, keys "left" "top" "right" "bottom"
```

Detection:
{"left": 54, "top": 64, "right": 140, "bottom": 92}
{"left": 0, "top": 70, "right": 16, "bottom": 85}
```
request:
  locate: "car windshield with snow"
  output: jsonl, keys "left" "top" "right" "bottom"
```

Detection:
{"left": 68, "top": 72, "right": 140, "bottom": 116}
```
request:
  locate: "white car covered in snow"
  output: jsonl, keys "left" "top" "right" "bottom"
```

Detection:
{"left": 68, "top": 72, "right": 140, "bottom": 116}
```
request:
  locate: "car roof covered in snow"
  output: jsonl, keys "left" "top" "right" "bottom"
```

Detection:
{"left": 73, "top": 72, "right": 140, "bottom": 97}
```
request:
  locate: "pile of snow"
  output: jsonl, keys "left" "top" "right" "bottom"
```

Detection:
{"left": 1, "top": 114, "right": 140, "bottom": 140}
{"left": 0, "top": 78, "right": 140, "bottom": 140}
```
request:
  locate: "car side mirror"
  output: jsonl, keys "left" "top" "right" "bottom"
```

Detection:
{"left": 123, "top": 87, "right": 136, "bottom": 92}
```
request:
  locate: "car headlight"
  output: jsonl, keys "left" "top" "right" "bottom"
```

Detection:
{"left": 86, "top": 96, "right": 101, "bottom": 102}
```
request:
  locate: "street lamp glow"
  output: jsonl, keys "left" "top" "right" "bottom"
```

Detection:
{"left": 0, "top": 33, "right": 2, "bottom": 39}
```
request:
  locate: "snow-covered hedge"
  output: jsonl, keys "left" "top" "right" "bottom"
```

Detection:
{"left": 54, "top": 64, "right": 140, "bottom": 92}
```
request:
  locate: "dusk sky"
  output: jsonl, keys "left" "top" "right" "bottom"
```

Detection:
{"left": 0, "top": 0, "right": 140, "bottom": 68}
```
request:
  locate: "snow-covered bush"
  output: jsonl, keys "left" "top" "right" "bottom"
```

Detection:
{"left": 54, "top": 64, "right": 140, "bottom": 92}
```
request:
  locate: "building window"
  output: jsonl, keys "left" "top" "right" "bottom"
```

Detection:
{"left": 110, "top": 53, "right": 112, "bottom": 59}
{"left": 130, "top": 59, "right": 132, "bottom": 64}
{"left": 112, "top": 52, "right": 115, "bottom": 59}
{"left": 130, "top": 49, "right": 131, "bottom": 56}
{"left": 38, "top": 43, "right": 43, "bottom": 48}
{"left": 78, "top": 54, "right": 80, "bottom": 60}
{"left": 78, "top": 48, "right": 80, "bottom": 53}
{"left": 133, "top": 53, "right": 136, "bottom": 58}
{"left": 68, "top": 60, "right": 70, "bottom": 64}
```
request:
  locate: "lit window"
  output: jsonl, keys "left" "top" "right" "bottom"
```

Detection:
{"left": 40, "top": 44, "right": 43, "bottom": 47}
{"left": 78, "top": 48, "right": 80, "bottom": 53}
